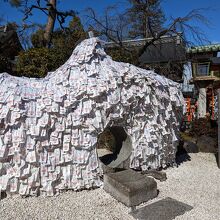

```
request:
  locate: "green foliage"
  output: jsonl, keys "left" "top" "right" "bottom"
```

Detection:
{"left": 0, "top": 55, "right": 11, "bottom": 73}
{"left": 16, "top": 16, "right": 87, "bottom": 78}
{"left": 52, "top": 16, "right": 86, "bottom": 49}
{"left": 31, "top": 29, "right": 46, "bottom": 48}
{"left": 16, "top": 48, "right": 52, "bottom": 78}
{"left": 106, "top": 48, "right": 139, "bottom": 65}
{"left": 189, "top": 118, "right": 217, "bottom": 137}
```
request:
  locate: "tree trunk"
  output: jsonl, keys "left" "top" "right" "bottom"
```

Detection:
{"left": 44, "top": 0, "right": 57, "bottom": 48}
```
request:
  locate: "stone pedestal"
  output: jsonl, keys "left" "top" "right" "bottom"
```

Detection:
{"left": 198, "top": 87, "right": 206, "bottom": 118}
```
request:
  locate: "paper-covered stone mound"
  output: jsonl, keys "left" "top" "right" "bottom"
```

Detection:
{"left": 0, "top": 37, "right": 184, "bottom": 196}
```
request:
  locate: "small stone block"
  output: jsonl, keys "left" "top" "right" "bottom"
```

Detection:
{"left": 104, "top": 169, "right": 157, "bottom": 207}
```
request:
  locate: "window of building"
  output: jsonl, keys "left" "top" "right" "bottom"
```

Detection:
{"left": 193, "top": 62, "right": 210, "bottom": 76}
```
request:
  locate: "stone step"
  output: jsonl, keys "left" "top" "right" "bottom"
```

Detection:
{"left": 104, "top": 169, "right": 157, "bottom": 207}
{"left": 130, "top": 197, "right": 193, "bottom": 220}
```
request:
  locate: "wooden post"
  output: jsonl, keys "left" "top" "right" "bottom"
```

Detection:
{"left": 218, "top": 89, "right": 220, "bottom": 168}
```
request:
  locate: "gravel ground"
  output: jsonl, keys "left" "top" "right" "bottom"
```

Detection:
{"left": 155, "top": 153, "right": 220, "bottom": 220}
{"left": 1, "top": 153, "right": 220, "bottom": 220}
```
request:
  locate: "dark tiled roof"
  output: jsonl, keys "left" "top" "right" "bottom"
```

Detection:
{"left": 187, "top": 44, "right": 220, "bottom": 54}
{"left": 104, "top": 34, "right": 187, "bottom": 64}
{"left": 139, "top": 41, "right": 186, "bottom": 64}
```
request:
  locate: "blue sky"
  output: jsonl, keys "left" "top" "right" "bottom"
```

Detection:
{"left": 0, "top": 0, "right": 220, "bottom": 44}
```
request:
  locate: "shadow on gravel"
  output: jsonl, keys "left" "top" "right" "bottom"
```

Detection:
{"left": 214, "top": 153, "right": 220, "bottom": 167}
{"left": 175, "top": 140, "right": 191, "bottom": 166}
{"left": 0, "top": 191, "right": 7, "bottom": 200}
{"left": 130, "top": 197, "right": 193, "bottom": 220}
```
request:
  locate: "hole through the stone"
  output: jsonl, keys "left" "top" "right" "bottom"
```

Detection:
{"left": 97, "top": 126, "right": 132, "bottom": 168}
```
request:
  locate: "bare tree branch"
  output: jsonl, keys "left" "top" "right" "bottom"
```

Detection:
{"left": 86, "top": 4, "right": 211, "bottom": 82}
{"left": 7, "top": 0, "right": 76, "bottom": 47}
{"left": 86, "top": 7, "right": 131, "bottom": 51}
{"left": 88, "top": 6, "right": 211, "bottom": 57}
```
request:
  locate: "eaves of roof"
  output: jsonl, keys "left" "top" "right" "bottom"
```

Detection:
{"left": 187, "top": 44, "right": 220, "bottom": 54}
